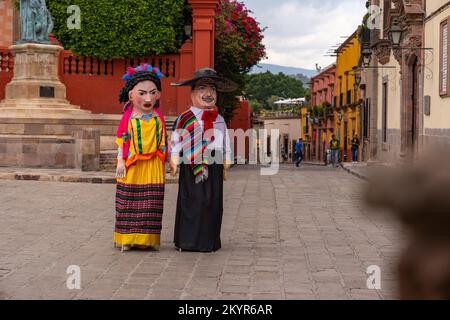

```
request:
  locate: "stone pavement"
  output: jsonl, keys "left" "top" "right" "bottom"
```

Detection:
{"left": 0, "top": 164, "right": 405, "bottom": 300}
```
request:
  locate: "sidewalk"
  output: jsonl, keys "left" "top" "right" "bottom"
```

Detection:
{"left": 341, "top": 162, "right": 370, "bottom": 180}
{"left": 341, "top": 161, "right": 399, "bottom": 181}
{"left": 0, "top": 167, "right": 178, "bottom": 184}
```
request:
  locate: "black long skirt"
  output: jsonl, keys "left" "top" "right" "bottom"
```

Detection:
{"left": 174, "top": 162, "right": 224, "bottom": 252}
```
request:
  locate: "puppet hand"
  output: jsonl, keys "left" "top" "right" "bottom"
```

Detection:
{"left": 170, "top": 160, "right": 178, "bottom": 177}
{"left": 223, "top": 162, "right": 231, "bottom": 181}
{"left": 116, "top": 159, "right": 126, "bottom": 179}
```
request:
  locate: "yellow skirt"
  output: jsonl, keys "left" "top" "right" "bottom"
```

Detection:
{"left": 114, "top": 158, "right": 165, "bottom": 247}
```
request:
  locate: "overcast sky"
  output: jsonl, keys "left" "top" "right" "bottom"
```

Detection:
{"left": 241, "top": 0, "right": 367, "bottom": 70}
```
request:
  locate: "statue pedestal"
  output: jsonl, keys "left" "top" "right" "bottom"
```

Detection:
{"left": 0, "top": 43, "right": 89, "bottom": 116}
{"left": 0, "top": 43, "right": 121, "bottom": 170}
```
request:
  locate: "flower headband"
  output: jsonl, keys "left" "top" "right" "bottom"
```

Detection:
{"left": 122, "top": 63, "right": 164, "bottom": 82}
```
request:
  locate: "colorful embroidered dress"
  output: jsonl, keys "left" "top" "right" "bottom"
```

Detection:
{"left": 114, "top": 111, "right": 167, "bottom": 247}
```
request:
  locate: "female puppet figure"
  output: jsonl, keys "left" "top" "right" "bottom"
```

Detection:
{"left": 114, "top": 64, "right": 167, "bottom": 252}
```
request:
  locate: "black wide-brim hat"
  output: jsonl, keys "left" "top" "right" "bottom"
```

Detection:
{"left": 171, "top": 68, "right": 238, "bottom": 92}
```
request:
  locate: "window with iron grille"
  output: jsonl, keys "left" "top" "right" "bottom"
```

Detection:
{"left": 440, "top": 18, "right": 450, "bottom": 96}
{"left": 363, "top": 98, "right": 370, "bottom": 139}
{"left": 382, "top": 83, "right": 388, "bottom": 142}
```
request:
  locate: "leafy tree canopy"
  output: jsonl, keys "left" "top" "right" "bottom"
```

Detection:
{"left": 47, "top": 0, "right": 186, "bottom": 59}
{"left": 244, "top": 71, "right": 306, "bottom": 109}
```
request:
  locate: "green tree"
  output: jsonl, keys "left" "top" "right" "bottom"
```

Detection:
{"left": 244, "top": 71, "right": 306, "bottom": 109}
{"left": 47, "top": 0, "right": 186, "bottom": 59}
{"left": 249, "top": 99, "right": 262, "bottom": 114}
{"left": 267, "top": 95, "right": 282, "bottom": 111}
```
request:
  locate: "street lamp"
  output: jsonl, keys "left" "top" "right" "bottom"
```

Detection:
{"left": 389, "top": 22, "right": 403, "bottom": 47}
{"left": 354, "top": 72, "right": 361, "bottom": 88}
{"left": 361, "top": 47, "right": 372, "bottom": 68}
{"left": 184, "top": 23, "right": 193, "bottom": 40}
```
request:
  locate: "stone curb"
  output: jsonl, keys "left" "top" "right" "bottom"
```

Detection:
{"left": 0, "top": 171, "right": 178, "bottom": 184}
{"left": 341, "top": 164, "right": 369, "bottom": 181}
{"left": 302, "top": 161, "right": 326, "bottom": 166}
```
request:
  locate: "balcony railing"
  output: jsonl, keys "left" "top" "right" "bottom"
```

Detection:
{"left": 61, "top": 52, "right": 178, "bottom": 78}
{"left": 0, "top": 48, "right": 14, "bottom": 74}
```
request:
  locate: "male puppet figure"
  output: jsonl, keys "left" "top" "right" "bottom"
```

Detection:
{"left": 170, "top": 68, "right": 237, "bottom": 252}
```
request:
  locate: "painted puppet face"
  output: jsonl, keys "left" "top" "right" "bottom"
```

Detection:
{"left": 129, "top": 80, "right": 161, "bottom": 114}
{"left": 191, "top": 79, "right": 217, "bottom": 110}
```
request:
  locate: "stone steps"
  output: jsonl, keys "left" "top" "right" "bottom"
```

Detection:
{"left": 100, "top": 150, "right": 116, "bottom": 172}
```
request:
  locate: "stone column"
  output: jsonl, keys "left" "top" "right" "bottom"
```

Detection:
{"left": 177, "top": 41, "right": 194, "bottom": 114}
{"left": 188, "top": 0, "right": 217, "bottom": 70}
{"left": 368, "top": 0, "right": 380, "bottom": 161}
{"left": 388, "top": 0, "right": 425, "bottom": 163}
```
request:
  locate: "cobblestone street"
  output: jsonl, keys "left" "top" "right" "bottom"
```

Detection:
{"left": 0, "top": 165, "right": 405, "bottom": 300}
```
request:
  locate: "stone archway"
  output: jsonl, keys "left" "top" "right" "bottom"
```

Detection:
{"left": 389, "top": 0, "right": 425, "bottom": 162}
{"left": 401, "top": 53, "right": 421, "bottom": 159}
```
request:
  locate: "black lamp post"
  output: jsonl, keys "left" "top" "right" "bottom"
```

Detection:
{"left": 389, "top": 22, "right": 403, "bottom": 47}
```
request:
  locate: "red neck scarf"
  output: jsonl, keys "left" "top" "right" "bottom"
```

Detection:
{"left": 201, "top": 109, "right": 218, "bottom": 132}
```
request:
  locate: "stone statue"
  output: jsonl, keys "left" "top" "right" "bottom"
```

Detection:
{"left": 19, "top": 0, "right": 54, "bottom": 44}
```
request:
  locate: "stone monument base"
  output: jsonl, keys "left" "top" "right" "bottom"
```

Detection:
{"left": 0, "top": 43, "right": 121, "bottom": 171}
{"left": 0, "top": 43, "right": 176, "bottom": 171}
{"left": 0, "top": 114, "right": 121, "bottom": 170}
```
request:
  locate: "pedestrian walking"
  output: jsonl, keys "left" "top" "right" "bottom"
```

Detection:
{"left": 330, "top": 134, "right": 339, "bottom": 167}
{"left": 114, "top": 64, "right": 168, "bottom": 252}
{"left": 170, "top": 68, "right": 236, "bottom": 252}
{"left": 351, "top": 133, "right": 360, "bottom": 165}
{"left": 295, "top": 138, "right": 303, "bottom": 167}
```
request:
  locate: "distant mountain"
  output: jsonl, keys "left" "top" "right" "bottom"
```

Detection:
{"left": 294, "top": 74, "right": 311, "bottom": 87}
{"left": 250, "top": 63, "right": 317, "bottom": 78}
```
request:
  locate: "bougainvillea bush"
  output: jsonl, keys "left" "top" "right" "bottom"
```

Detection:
{"left": 215, "top": 0, "right": 266, "bottom": 122}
